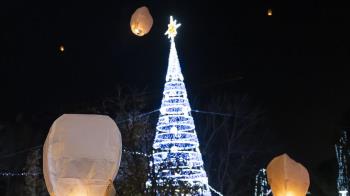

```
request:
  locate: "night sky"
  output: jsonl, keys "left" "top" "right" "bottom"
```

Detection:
{"left": 1, "top": 0, "right": 350, "bottom": 194}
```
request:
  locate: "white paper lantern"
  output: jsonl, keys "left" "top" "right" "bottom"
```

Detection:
{"left": 43, "top": 114, "right": 122, "bottom": 196}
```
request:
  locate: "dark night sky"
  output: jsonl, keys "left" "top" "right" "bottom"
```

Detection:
{"left": 1, "top": 0, "right": 350, "bottom": 194}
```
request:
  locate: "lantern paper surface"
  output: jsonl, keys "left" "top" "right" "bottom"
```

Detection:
{"left": 130, "top": 6, "right": 153, "bottom": 36}
{"left": 43, "top": 114, "right": 122, "bottom": 196}
{"left": 267, "top": 154, "right": 309, "bottom": 196}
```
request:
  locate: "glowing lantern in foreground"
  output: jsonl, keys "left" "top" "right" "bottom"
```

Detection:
{"left": 43, "top": 114, "right": 122, "bottom": 196}
{"left": 267, "top": 154, "right": 310, "bottom": 196}
{"left": 130, "top": 6, "right": 153, "bottom": 36}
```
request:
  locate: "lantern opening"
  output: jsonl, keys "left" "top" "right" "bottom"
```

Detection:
{"left": 134, "top": 28, "right": 142, "bottom": 35}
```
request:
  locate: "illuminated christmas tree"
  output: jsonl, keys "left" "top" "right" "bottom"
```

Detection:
{"left": 147, "top": 16, "right": 211, "bottom": 195}
{"left": 336, "top": 130, "right": 350, "bottom": 196}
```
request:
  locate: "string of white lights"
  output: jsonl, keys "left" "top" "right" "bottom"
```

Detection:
{"left": 0, "top": 145, "right": 223, "bottom": 196}
{"left": 0, "top": 149, "right": 150, "bottom": 177}
{"left": 0, "top": 145, "right": 43, "bottom": 160}
{"left": 115, "top": 109, "right": 160, "bottom": 124}
{"left": 0, "top": 171, "right": 224, "bottom": 196}
{"left": 122, "top": 148, "right": 151, "bottom": 157}
{"left": 0, "top": 105, "right": 230, "bottom": 160}
{"left": 208, "top": 185, "right": 224, "bottom": 196}
{"left": 0, "top": 172, "right": 41, "bottom": 177}
{"left": 114, "top": 108, "right": 234, "bottom": 124}
{"left": 192, "top": 109, "right": 233, "bottom": 117}
{"left": 0, "top": 170, "right": 223, "bottom": 196}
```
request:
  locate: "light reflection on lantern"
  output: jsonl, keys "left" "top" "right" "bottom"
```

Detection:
{"left": 130, "top": 6, "right": 153, "bottom": 36}
{"left": 266, "top": 154, "right": 310, "bottom": 196}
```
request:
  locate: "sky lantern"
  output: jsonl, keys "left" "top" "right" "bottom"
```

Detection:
{"left": 130, "top": 6, "right": 153, "bottom": 36}
{"left": 43, "top": 114, "right": 122, "bottom": 196}
{"left": 59, "top": 45, "right": 64, "bottom": 52}
{"left": 267, "top": 8, "right": 273, "bottom": 16}
{"left": 266, "top": 154, "right": 310, "bottom": 196}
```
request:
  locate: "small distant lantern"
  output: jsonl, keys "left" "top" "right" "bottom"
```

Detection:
{"left": 130, "top": 6, "right": 153, "bottom": 36}
{"left": 43, "top": 114, "right": 122, "bottom": 196}
{"left": 267, "top": 8, "right": 273, "bottom": 16}
{"left": 59, "top": 45, "right": 64, "bottom": 52}
{"left": 266, "top": 154, "right": 310, "bottom": 196}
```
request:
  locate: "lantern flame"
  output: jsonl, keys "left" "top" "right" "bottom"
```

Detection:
{"left": 286, "top": 192, "right": 295, "bottom": 196}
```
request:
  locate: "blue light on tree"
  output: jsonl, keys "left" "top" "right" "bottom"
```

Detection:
{"left": 254, "top": 168, "right": 271, "bottom": 196}
{"left": 147, "top": 16, "right": 211, "bottom": 195}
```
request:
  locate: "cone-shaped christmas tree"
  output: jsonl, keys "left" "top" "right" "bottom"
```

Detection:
{"left": 147, "top": 16, "right": 211, "bottom": 195}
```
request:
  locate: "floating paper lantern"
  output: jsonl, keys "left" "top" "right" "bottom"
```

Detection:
{"left": 267, "top": 154, "right": 310, "bottom": 196}
{"left": 267, "top": 8, "right": 273, "bottom": 16}
{"left": 130, "top": 6, "right": 153, "bottom": 36}
{"left": 43, "top": 114, "right": 122, "bottom": 196}
{"left": 59, "top": 45, "right": 64, "bottom": 52}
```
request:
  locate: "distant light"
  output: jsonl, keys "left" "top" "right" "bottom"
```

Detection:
{"left": 59, "top": 45, "right": 64, "bottom": 52}
{"left": 267, "top": 8, "right": 273, "bottom": 16}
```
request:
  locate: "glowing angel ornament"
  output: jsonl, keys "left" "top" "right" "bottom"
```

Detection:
{"left": 43, "top": 114, "right": 122, "bottom": 196}
{"left": 130, "top": 6, "right": 153, "bottom": 36}
{"left": 267, "top": 154, "right": 310, "bottom": 196}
